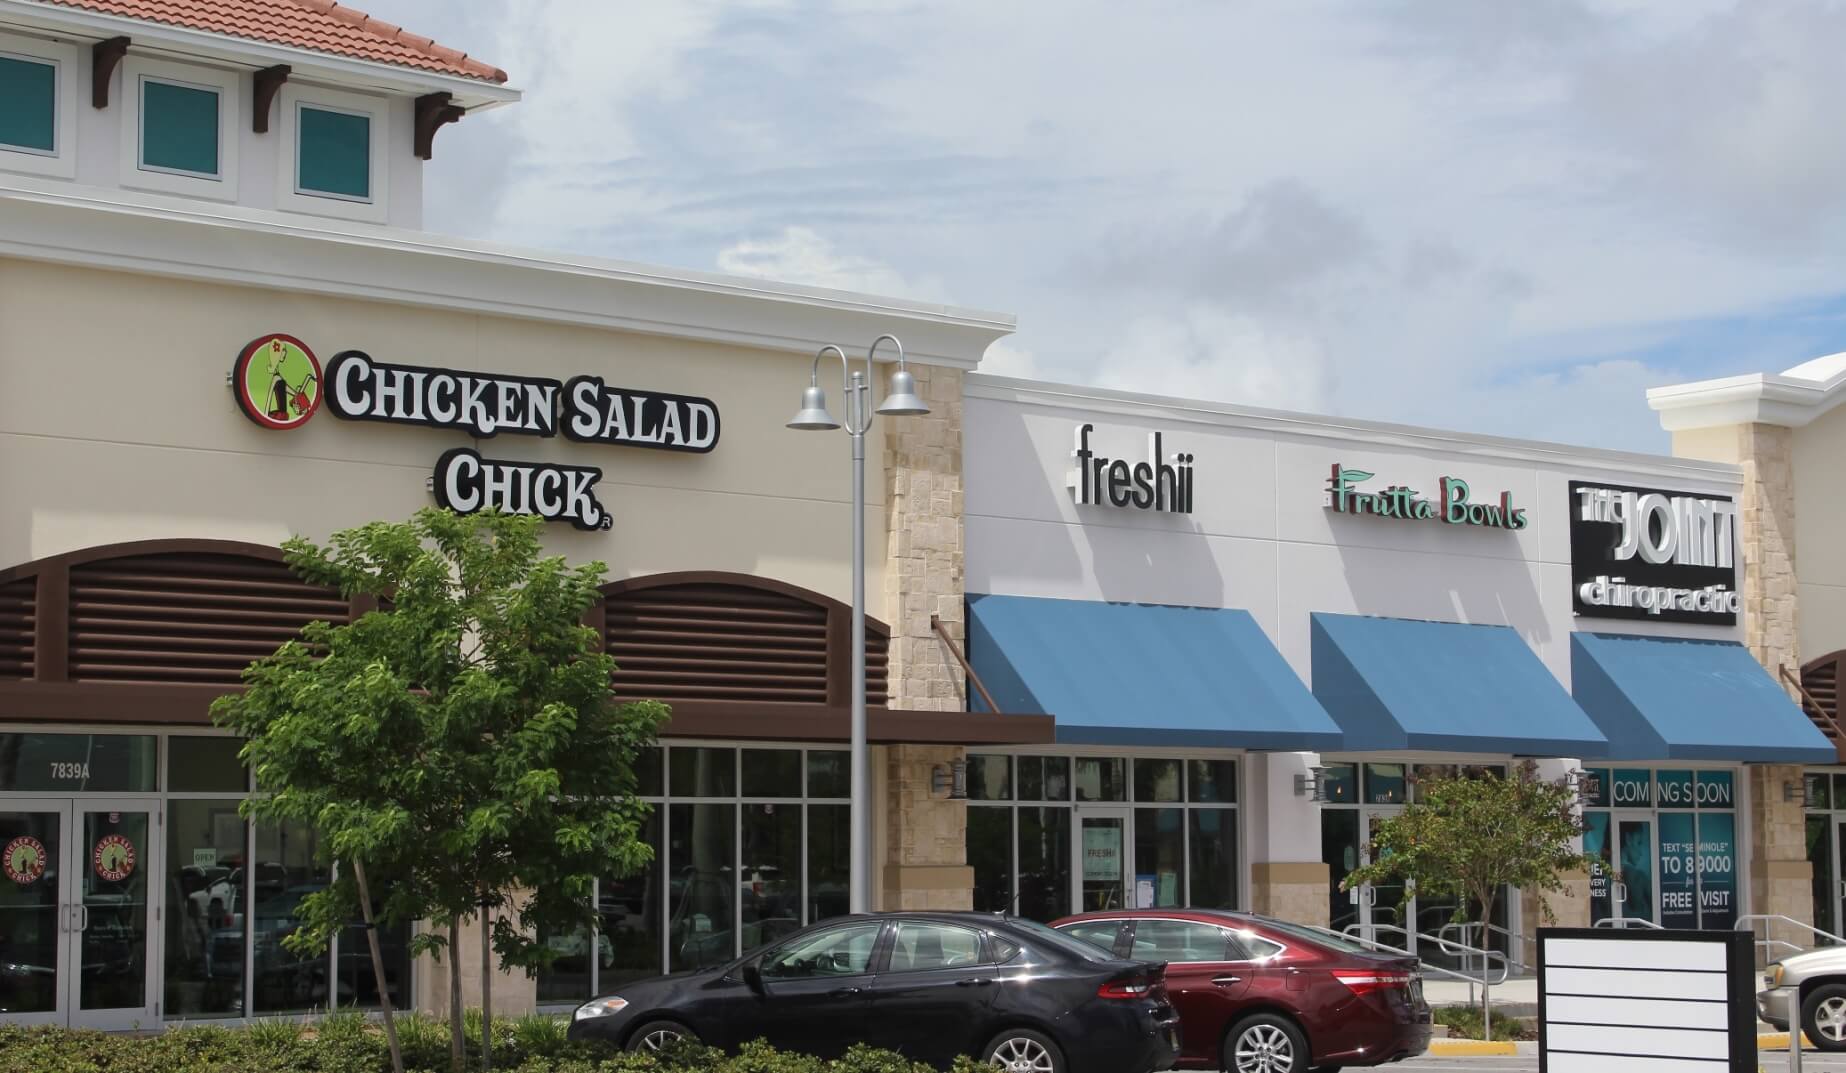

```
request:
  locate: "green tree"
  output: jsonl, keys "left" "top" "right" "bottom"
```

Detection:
{"left": 213, "top": 509, "right": 668, "bottom": 1073}
{"left": 1340, "top": 762, "right": 1590, "bottom": 1035}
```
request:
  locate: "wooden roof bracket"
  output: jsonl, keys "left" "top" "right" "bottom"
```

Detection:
{"left": 253, "top": 65, "right": 291, "bottom": 133}
{"left": 92, "top": 37, "right": 130, "bottom": 109}
{"left": 931, "top": 613, "right": 1001, "bottom": 715}
{"left": 414, "top": 92, "right": 465, "bottom": 160}
{"left": 1783, "top": 663, "right": 1846, "bottom": 739}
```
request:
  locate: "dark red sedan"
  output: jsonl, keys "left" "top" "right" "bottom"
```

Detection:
{"left": 1051, "top": 909, "right": 1431, "bottom": 1073}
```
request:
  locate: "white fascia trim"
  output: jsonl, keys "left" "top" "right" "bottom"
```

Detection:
{"left": 0, "top": 0, "right": 520, "bottom": 110}
{"left": 967, "top": 373, "right": 1744, "bottom": 486}
{"left": 0, "top": 177, "right": 1016, "bottom": 368}
{"left": 1646, "top": 371, "right": 1846, "bottom": 431}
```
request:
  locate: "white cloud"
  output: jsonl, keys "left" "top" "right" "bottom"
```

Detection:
{"left": 715, "top": 226, "right": 942, "bottom": 300}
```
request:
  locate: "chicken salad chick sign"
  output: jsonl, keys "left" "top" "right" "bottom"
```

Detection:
{"left": 229, "top": 334, "right": 721, "bottom": 531}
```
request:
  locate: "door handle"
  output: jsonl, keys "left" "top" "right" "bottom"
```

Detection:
{"left": 76, "top": 904, "right": 89, "bottom": 932}
{"left": 59, "top": 904, "right": 70, "bottom": 933}
{"left": 828, "top": 986, "right": 863, "bottom": 998}
{"left": 1211, "top": 975, "right": 1242, "bottom": 987}
{"left": 956, "top": 978, "right": 995, "bottom": 987}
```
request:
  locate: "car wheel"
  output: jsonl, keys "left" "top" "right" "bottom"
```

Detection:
{"left": 1225, "top": 1013, "right": 1309, "bottom": 1073}
{"left": 625, "top": 1019, "right": 697, "bottom": 1053}
{"left": 1804, "top": 984, "right": 1846, "bottom": 1052}
{"left": 982, "top": 1027, "right": 1065, "bottom": 1073}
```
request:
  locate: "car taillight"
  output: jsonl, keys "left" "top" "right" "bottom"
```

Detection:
{"left": 1098, "top": 973, "right": 1156, "bottom": 999}
{"left": 1332, "top": 970, "right": 1413, "bottom": 995}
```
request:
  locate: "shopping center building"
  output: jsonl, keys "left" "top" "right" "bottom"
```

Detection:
{"left": 0, "top": 0, "right": 1836, "bottom": 1034}
{"left": 1651, "top": 354, "right": 1846, "bottom": 956}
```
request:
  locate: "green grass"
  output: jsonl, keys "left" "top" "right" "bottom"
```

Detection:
{"left": 1432, "top": 1005, "right": 1534, "bottom": 1041}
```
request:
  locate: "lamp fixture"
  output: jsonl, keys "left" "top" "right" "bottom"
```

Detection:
{"left": 1786, "top": 779, "right": 1808, "bottom": 806}
{"left": 933, "top": 759, "right": 969, "bottom": 801}
{"left": 1294, "top": 766, "right": 1328, "bottom": 802}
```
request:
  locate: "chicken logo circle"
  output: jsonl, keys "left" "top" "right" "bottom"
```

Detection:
{"left": 3, "top": 836, "right": 45, "bottom": 885}
{"left": 92, "top": 834, "right": 135, "bottom": 882}
{"left": 232, "top": 334, "right": 322, "bottom": 429}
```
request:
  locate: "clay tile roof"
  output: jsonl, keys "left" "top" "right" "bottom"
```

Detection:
{"left": 45, "top": 0, "right": 509, "bottom": 84}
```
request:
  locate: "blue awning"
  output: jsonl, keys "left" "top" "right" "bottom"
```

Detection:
{"left": 965, "top": 594, "right": 1343, "bottom": 749}
{"left": 1571, "top": 633, "right": 1834, "bottom": 763}
{"left": 1311, "top": 613, "right": 1609, "bottom": 756}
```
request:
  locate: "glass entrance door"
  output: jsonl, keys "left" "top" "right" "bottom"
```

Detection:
{"left": 0, "top": 800, "right": 157, "bottom": 1029}
{"left": 1074, "top": 808, "right": 1130, "bottom": 912}
{"left": 1613, "top": 815, "right": 1657, "bottom": 925}
{"left": 0, "top": 801, "right": 67, "bottom": 1024}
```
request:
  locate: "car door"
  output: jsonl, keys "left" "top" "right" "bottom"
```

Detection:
{"left": 863, "top": 920, "right": 999, "bottom": 1065}
{"left": 735, "top": 918, "right": 883, "bottom": 1056}
{"left": 1128, "top": 919, "right": 1252, "bottom": 1067}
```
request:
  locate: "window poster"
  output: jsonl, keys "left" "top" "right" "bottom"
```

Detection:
{"left": 1658, "top": 812, "right": 1698, "bottom": 930}
{"left": 1697, "top": 812, "right": 1737, "bottom": 930}
{"left": 1584, "top": 812, "right": 1612, "bottom": 924}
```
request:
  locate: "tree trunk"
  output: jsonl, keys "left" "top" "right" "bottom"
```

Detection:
{"left": 449, "top": 913, "right": 464, "bottom": 1073}
{"left": 351, "top": 860, "right": 404, "bottom": 1073}
{"left": 1477, "top": 891, "right": 1497, "bottom": 1041}
{"left": 480, "top": 897, "right": 494, "bottom": 1072}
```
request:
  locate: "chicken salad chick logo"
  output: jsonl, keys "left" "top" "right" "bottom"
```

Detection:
{"left": 232, "top": 334, "right": 323, "bottom": 430}
{"left": 4, "top": 836, "right": 46, "bottom": 885}
{"left": 92, "top": 834, "right": 135, "bottom": 882}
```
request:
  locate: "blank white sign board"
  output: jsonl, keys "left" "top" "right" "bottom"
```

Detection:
{"left": 1538, "top": 928, "right": 1751, "bottom": 1073}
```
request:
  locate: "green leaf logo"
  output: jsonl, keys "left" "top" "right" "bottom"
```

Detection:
{"left": 1341, "top": 468, "right": 1374, "bottom": 484}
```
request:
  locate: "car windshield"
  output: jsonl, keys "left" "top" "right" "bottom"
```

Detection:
{"left": 1254, "top": 918, "right": 1378, "bottom": 956}
{"left": 1004, "top": 918, "right": 1116, "bottom": 962}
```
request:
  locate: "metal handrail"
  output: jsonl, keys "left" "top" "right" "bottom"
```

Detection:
{"left": 1323, "top": 923, "right": 1511, "bottom": 987}
{"left": 1759, "top": 938, "right": 1806, "bottom": 959}
{"left": 1437, "top": 921, "right": 1533, "bottom": 975}
{"left": 1737, "top": 914, "right": 1846, "bottom": 949}
{"left": 1594, "top": 916, "right": 1663, "bottom": 929}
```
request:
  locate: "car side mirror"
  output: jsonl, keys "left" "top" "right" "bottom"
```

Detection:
{"left": 742, "top": 962, "right": 764, "bottom": 994}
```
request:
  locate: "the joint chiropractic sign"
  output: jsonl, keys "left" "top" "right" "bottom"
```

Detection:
{"left": 1324, "top": 464, "right": 1528, "bottom": 530}
{"left": 1568, "top": 480, "right": 1738, "bottom": 624}
{"left": 229, "top": 334, "right": 719, "bottom": 531}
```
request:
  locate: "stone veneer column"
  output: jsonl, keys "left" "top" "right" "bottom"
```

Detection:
{"left": 411, "top": 903, "right": 537, "bottom": 1019}
{"left": 1674, "top": 422, "right": 1809, "bottom": 941}
{"left": 1250, "top": 862, "right": 1332, "bottom": 928}
{"left": 879, "top": 363, "right": 972, "bottom": 910}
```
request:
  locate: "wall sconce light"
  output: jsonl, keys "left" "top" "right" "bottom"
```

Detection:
{"left": 933, "top": 759, "right": 968, "bottom": 801}
{"left": 1294, "top": 766, "right": 1328, "bottom": 802}
{"left": 1565, "top": 769, "right": 1600, "bottom": 808}
{"left": 1786, "top": 780, "right": 1808, "bottom": 806}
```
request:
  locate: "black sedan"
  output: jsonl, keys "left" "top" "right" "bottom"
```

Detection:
{"left": 567, "top": 911, "right": 1181, "bottom": 1073}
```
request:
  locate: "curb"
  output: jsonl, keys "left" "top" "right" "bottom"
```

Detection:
{"left": 1758, "top": 1032, "right": 1814, "bottom": 1050}
{"left": 1428, "top": 1039, "right": 1519, "bottom": 1056}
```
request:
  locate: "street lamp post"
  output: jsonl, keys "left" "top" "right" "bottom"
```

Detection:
{"left": 788, "top": 335, "right": 929, "bottom": 914}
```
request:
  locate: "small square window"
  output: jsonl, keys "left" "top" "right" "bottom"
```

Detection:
{"left": 141, "top": 77, "right": 220, "bottom": 177}
{"left": 0, "top": 54, "right": 56, "bottom": 153}
{"left": 297, "top": 104, "right": 371, "bottom": 200}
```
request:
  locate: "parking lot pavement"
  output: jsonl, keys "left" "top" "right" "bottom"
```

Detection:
{"left": 1379, "top": 1051, "right": 1846, "bottom": 1073}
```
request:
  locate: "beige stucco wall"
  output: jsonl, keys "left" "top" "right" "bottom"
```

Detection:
{"left": 0, "top": 257, "right": 889, "bottom": 614}
{"left": 1794, "top": 405, "right": 1846, "bottom": 663}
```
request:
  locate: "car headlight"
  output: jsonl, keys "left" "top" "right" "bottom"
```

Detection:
{"left": 573, "top": 997, "right": 629, "bottom": 1021}
{"left": 1769, "top": 964, "right": 1786, "bottom": 989}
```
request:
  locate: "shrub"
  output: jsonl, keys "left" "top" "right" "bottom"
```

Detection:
{"left": 1431, "top": 1005, "right": 1533, "bottom": 1041}
{"left": 0, "top": 1022, "right": 990, "bottom": 1073}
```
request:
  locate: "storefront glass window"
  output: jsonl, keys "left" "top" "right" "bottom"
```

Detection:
{"left": 1808, "top": 773, "right": 1833, "bottom": 812}
{"left": 1321, "top": 763, "right": 1357, "bottom": 804}
{"left": 536, "top": 918, "right": 593, "bottom": 1004}
{"left": 338, "top": 881, "right": 410, "bottom": 1011}
{"left": 164, "top": 799, "right": 246, "bottom": 1017}
{"left": 1016, "top": 756, "right": 1071, "bottom": 802}
{"left": 601, "top": 810, "right": 663, "bottom": 988}
{"left": 806, "top": 751, "right": 848, "bottom": 799}
{"left": 1586, "top": 766, "right": 1737, "bottom": 932}
{"left": 251, "top": 821, "right": 329, "bottom": 1013}
{"left": 1696, "top": 812, "right": 1737, "bottom": 930}
{"left": 741, "top": 802, "right": 801, "bottom": 955}
{"left": 0, "top": 806, "right": 59, "bottom": 1014}
{"left": 669, "top": 803, "right": 734, "bottom": 972}
{"left": 1016, "top": 806, "right": 1070, "bottom": 922}
{"left": 1811, "top": 815, "right": 1835, "bottom": 941}
{"left": 1133, "top": 759, "right": 1182, "bottom": 803}
{"left": 1657, "top": 811, "right": 1697, "bottom": 929}
{"left": 1322, "top": 808, "right": 1361, "bottom": 934}
{"left": 670, "top": 748, "right": 736, "bottom": 798}
{"left": 1188, "top": 808, "right": 1237, "bottom": 909}
{"left": 1363, "top": 764, "right": 1406, "bottom": 805}
{"left": 1134, "top": 808, "right": 1184, "bottom": 907}
{"left": 1188, "top": 760, "right": 1237, "bottom": 803}
{"left": 1697, "top": 770, "right": 1735, "bottom": 810}
{"left": 967, "top": 755, "right": 1012, "bottom": 801}
{"left": 806, "top": 803, "right": 849, "bottom": 923}
{"left": 1656, "top": 770, "right": 1695, "bottom": 809}
{"left": 1835, "top": 774, "right": 1846, "bottom": 809}
{"left": 968, "top": 806, "right": 1012, "bottom": 914}
{"left": 168, "top": 736, "right": 246, "bottom": 793}
{"left": 1611, "top": 768, "right": 1652, "bottom": 807}
{"left": 1076, "top": 757, "right": 1126, "bottom": 802}
{"left": 1581, "top": 768, "right": 1612, "bottom": 808}
{"left": 742, "top": 750, "right": 801, "bottom": 798}
{"left": 636, "top": 747, "right": 664, "bottom": 796}
{"left": 0, "top": 733, "right": 157, "bottom": 792}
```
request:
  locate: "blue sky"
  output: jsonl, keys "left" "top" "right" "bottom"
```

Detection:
{"left": 363, "top": 0, "right": 1846, "bottom": 453}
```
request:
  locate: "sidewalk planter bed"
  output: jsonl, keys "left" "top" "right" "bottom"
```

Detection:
{"left": 0, "top": 1024, "right": 976, "bottom": 1073}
